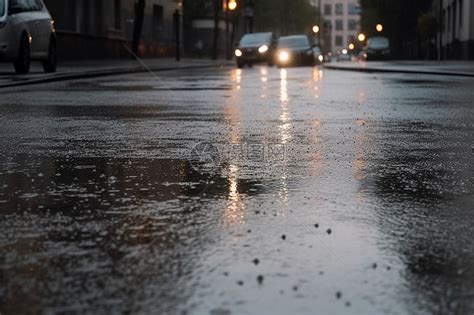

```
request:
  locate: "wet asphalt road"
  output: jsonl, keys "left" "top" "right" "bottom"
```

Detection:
{"left": 1, "top": 66, "right": 474, "bottom": 315}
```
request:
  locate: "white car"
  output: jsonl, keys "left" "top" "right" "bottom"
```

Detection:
{"left": 0, "top": 0, "right": 57, "bottom": 73}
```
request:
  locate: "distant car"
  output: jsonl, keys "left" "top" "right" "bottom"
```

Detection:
{"left": 0, "top": 0, "right": 57, "bottom": 74}
{"left": 336, "top": 49, "right": 351, "bottom": 61}
{"left": 312, "top": 45, "right": 324, "bottom": 64}
{"left": 275, "top": 35, "right": 318, "bottom": 67}
{"left": 234, "top": 32, "right": 276, "bottom": 68}
{"left": 361, "top": 36, "right": 391, "bottom": 61}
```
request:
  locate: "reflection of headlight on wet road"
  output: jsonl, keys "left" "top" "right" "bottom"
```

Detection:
{"left": 279, "top": 51, "right": 290, "bottom": 62}
{"left": 258, "top": 45, "right": 269, "bottom": 54}
{"left": 235, "top": 49, "right": 242, "bottom": 57}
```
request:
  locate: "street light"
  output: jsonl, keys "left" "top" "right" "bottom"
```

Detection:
{"left": 376, "top": 23, "right": 383, "bottom": 32}
{"left": 348, "top": 43, "right": 355, "bottom": 50}
{"left": 228, "top": 0, "right": 237, "bottom": 11}
{"left": 358, "top": 33, "right": 366, "bottom": 42}
{"left": 312, "top": 25, "right": 320, "bottom": 34}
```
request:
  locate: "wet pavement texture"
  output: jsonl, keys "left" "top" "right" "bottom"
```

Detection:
{"left": 0, "top": 66, "right": 474, "bottom": 314}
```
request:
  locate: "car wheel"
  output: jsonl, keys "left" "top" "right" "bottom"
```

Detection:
{"left": 13, "top": 35, "right": 31, "bottom": 74}
{"left": 42, "top": 37, "right": 57, "bottom": 73}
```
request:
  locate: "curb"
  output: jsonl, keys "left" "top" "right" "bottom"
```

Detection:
{"left": 0, "top": 63, "right": 234, "bottom": 89}
{"left": 323, "top": 64, "right": 474, "bottom": 78}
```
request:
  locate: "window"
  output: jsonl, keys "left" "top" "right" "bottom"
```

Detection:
{"left": 34, "top": 0, "right": 43, "bottom": 10}
{"left": 335, "top": 3, "right": 343, "bottom": 15}
{"left": 335, "top": 20, "right": 343, "bottom": 31}
{"left": 114, "top": 0, "right": 121, "bottom": 30}
{"left": 348, "top": 19, "right": 357, "bottom": 31}
{"left": 335, "top": 35, "right": 343, "bottom": 46}
{"left": 324, "top": 4, "right": 331, "bottom": 15}
{"left": 8, "top": 0, "right": 28, "bottom": 14}
{"left": 348, "top": 3, "right": 360, "bottom": 15}
{"left": 459, "top": 0, "right": 462, "bottom": 27}
{"left": 0, "top": 0, "right": 4, "bottom": 16}
{"left": 278, "top": 36, "right": 310, "bottom": 48}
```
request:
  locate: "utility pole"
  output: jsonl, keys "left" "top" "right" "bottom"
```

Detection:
{"left": 132, "top": 0, "right": 146, "bottom": 57}
{"left": 174, "top": 9, "right": 181, "bottom": 61}
{"left": 438, "top": 0, "right": 443, "bottom": 60}
{"left": 212, "top": 0, "right": 220, "bottom": 60}
{"left": 225, "top": 2, "right": 230, "bottom": 60}
{"left": 225, "top": 0, "right": 238, "bottom": 60}
{"left": 318, "top": 0, "right": 322, "bottom": 46}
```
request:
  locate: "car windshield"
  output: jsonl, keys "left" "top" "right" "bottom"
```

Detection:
{"left": 278, "top": 36, "right": 310, "bottom": 48}
{"left": 368, "top": 37, "right": 389, "bottom": 49}
{"left": 240, "top": 33, "right": 271, "bottom": 46}
{"left": 0, "top": 0, "right": 5, "bottom": 16}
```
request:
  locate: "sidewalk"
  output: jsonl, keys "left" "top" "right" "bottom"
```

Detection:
{"left": 0, "top": 58, "right": 235, "bottom": 88}
{"left": 324, "top": 60, "right": 474, "bottom": 77}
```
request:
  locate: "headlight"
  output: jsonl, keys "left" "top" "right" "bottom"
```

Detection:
{"left": 235, "top": 49, "right": 242, "bottom": 57}
{"left": 318, "top": 55, "right": 324, "bottom": 62}
{"left": 258, "top": 45, "right": 269, "bottom": 54}
{"left": 279, "top": 51, "right": 290, "bottom": 62}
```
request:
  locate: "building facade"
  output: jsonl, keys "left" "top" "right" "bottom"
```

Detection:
{"left": 44, "top": 0, "right": 182, "bottom": 59}
{"left": 309, "top": 0, "right": 361, "bottom": 54}
{"left": 434, "top": 0, "right": 474, "bottom": 59}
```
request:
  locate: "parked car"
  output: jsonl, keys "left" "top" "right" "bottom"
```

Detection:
{"left": 234, "top": 32, "right": 276, "bottom": 68}
{"left": 361, "top": 36, "right": 391, "bottom": 61}
{"left": 0, "top": 0, "right": 57, "bottom": 74}
{"left": 275, "top": 35, "right": 318, "bottom": 67}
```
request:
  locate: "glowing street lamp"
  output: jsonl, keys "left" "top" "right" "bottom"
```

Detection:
{"left": 358, "top": 33, "right": 366, "bottom": 42}
{"left": 312, "top": 25, "right": 320, "bottom": 34}
{"left": 376, "top": 23, "right": 383, "bottom": 32}
{"left": 228, "top": 0, "right": 237, "bottom": 11}
{"left": 348, "top": 43, "right": 355, "bottom": 50}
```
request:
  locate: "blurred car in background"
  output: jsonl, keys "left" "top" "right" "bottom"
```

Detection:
{"left": 312, "top": 45, "right": 324, "bottom": 64}
{"left": 275, "top": 35, "right": 318, "bottom": 67}
{"left": 336, "top": 49, "right": 351, "bottom": 61}
{"left": 235, "top": 32, "right": 276, "bottom": 68}
{"left": 0, "top": 0, "right": 57, "bottom": 74}
{"left": 360, "top": 36, "right": 391, "bottom": 61}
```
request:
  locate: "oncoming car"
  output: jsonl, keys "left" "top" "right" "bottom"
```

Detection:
{"left": 275, "top": 35, "right": 318, "bottom": 67}
{"left": 0, "top": 0, "right": 57, "bottom": 74}
{"left": 234, "top": 32, "right": 276, "bottom": 68}
{"left": 361, "top": 36, "right": 391, "bottom": 61}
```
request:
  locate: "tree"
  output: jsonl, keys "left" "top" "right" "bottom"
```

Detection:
{"left": 359, "top": 0, "right": 433, "bottom": 59}
{"left": 254, "top": 0, "right": 318, "bottom": 36}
